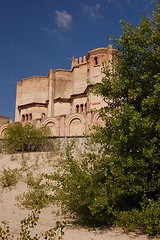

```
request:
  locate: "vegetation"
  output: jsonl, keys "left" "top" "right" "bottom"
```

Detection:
{"left": 0, "top": 209, "right": 65, "bottom": 240}
{"left": 51, "top": 1, "right": 160, "bottom": 236}
{"left": 0, "top": 152, "right": 65, "bottom": 239}
{"left": 3, "top": 123, "right": 51, "bottom": 153}
{"left": 17, "top": 172, "right": 53, "bottom": 209}
{"left": 0, "top": 167, "right": 21, "bottom": 188}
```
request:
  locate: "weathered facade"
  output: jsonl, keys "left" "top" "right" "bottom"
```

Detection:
{"left": 0, "top": 45, "right": 116, "bottom": 138}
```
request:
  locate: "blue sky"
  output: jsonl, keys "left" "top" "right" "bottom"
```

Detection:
{"left": 0, "top": 0, "right": 155, "bottom": 121}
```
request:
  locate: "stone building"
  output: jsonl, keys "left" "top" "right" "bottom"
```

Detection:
{"left": 0, "top": 115, "right": 9, "bottom": 127}
{"left": 0, "top": 45, "right": 116, "bottom": 138}
{"left": 0, "top": 115, "right": 12, "bottom": 138}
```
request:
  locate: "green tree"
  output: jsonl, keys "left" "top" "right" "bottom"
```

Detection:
{"left": 53, "top": 1, "right": 160, "bottom": 236}
{"left": 91, "top": 0, "right": 160, "bottom": 233}
{"left": 93, "top": 0, "right": 160, "bottom": 200}
{"left": 3, "top": 123, "right": 51, "bottom": 153}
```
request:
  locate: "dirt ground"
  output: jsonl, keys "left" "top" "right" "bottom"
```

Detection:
{"left": 0, "top": 152, "right": 156, "bottom": 239}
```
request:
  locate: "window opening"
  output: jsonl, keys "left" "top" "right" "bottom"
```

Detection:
{"left": 22, "top": 115, "right": 25, "bottom": 121}
{"left": 80, "top": 104, "right": 83, "bottom": 112}
{"left": 42, "top": 113, "right": 46, "bottom": 119}
{"left": 94, "top": 56, "right": 98, "bottom": 65}
{"left": 76, "top": 105, "right": 79, "bottom": 113}
{"left": 29, "top": 113, "right": 32, "bottom": 120}
{"left": 85, "top": 103, "right": 87, "bottom": 111}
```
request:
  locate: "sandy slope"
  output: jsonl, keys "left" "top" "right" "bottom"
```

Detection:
{"left": 0, "top": 153, "right": 155, "bottom": 239}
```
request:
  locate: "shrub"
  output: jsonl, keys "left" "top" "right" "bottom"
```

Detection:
{"left": 50, "top": 146, "right": 115, "bottom": 227}
{"left": 0, "top": 167, "right": 21, "bottom": 188}
{"left": 3, "top": 123, "right": 51, "bottom": 153}
{"left": 17, "top": 172, "right": 53, "bottom": 209}
{"left": 115, "top": 197, "right": 160, "bottom": 237}
{"left": 51, "top": 140, "right": 160, "bottom": 235}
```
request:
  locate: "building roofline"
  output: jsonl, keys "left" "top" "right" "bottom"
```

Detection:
{"left": 22, "top": 76, "right": 48, "bottom": 82}
{"left": 54, "top": 69, "right": 71, "bottom": 73}
{"left": 86, "top": 47, "right": 108, "bottom": 60}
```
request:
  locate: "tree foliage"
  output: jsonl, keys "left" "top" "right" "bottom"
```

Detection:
{"left": 53, "top": 1, "right": 160, "bottom": 236}
{"left": 93, "top": 0, "right": 160, "bottom": 202}
{"left": 3, "top": 123, "right": 51, "bottom": 153}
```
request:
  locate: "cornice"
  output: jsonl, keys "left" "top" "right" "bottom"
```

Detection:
{"left": 18, "top": 102, "right": 49, "bottom": 110}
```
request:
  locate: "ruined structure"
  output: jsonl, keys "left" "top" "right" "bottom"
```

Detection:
{"left": 0, "top": 45, "right": 116, "bottom": 138}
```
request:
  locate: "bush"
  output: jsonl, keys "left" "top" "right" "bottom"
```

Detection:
{"left": 17, "top": 172, "right": 53, "bottom": 209}
{"left": 0, "top": 167, "right": 21, "bottom": 188}
{"left": 51, "top": 142, "right": 160, "bottom": 236}
{"left": 3, "top": 123, "right": 51, "bottom": 153}
{"left": 115, "top": 197, "right": 160, "bottom": 237}
{"left": 50, "top": 146, "right": 115, "bottom": 227}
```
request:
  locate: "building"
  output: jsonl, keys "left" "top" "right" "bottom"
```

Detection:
{"left": 0, "top": 45, "right": 116, "bottom": 138}
{"left": 0, "top": 115, "right": 11, "bottom": 127}
{"left": 0, "top": 115, "right": 12, "bottom": 138}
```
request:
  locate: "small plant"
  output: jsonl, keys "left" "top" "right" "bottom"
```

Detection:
{"left": 17, "top": 172, "right": 53, "bottom": 209}
{"left": 20, "top": 153, "right": 28, "bottom": 172}
{"left": 0, "top": 167, "right": 21, "bottom": 188}
{"left": 0, "top": 209, "right": 65, "bottom": 239}
{"left": 34, "top": 153, "right": 40, "bottom": 169}
{"left": 42, "top": 221, "right": 65, "bottom": 240}
{"left": 19, "top": 208, "right": 40, "bottom": 240}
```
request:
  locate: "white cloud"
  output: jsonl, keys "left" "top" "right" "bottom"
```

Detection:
{"left": 83, "top": 3, "right": 102, "bottom": 19}
{"left": 55, "top": 10, "right": 72, "bottom": 30}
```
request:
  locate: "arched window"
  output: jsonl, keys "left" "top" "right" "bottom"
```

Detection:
{"left": 29, "top": 113, "right": 32, "bottom": 120}
{"left": 22, "top": 114, "right": 25, "bottom": 122}
{"left": 85, "top": 103, "right": 87, "bottom": 112}
{"left": 26, "top": 114, "right": 28, "bottom": 121}
{"left": 42, "top": 113, "right": 46, "bottom": 119}
{"left": 94, "top": 56, "right": 98, "bottom": 65}
{"left": 80, "top": 104, "right": 83, "bottom": 112}
{"left": 75, "top": 105, "right": 79, "bottom": 113}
